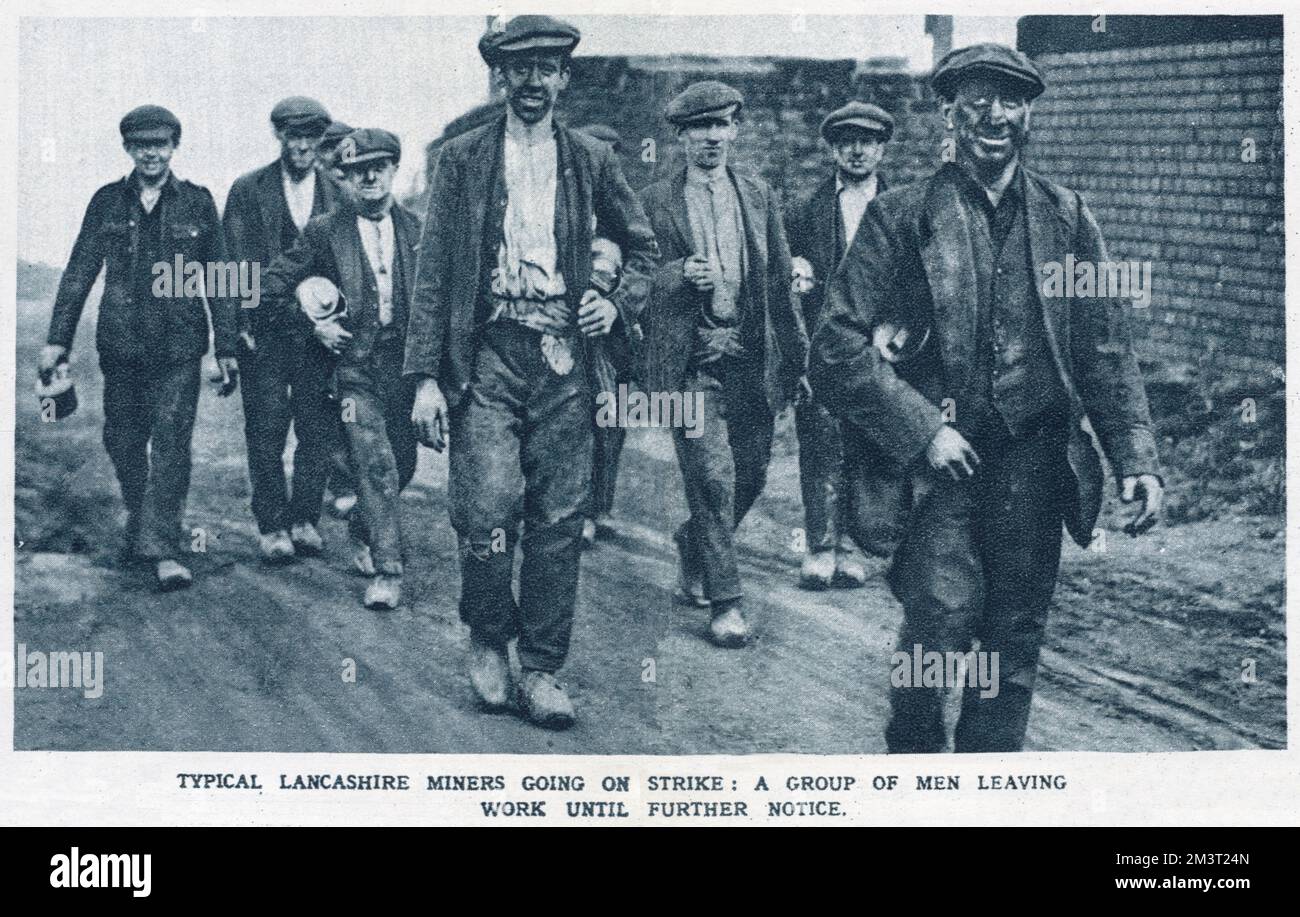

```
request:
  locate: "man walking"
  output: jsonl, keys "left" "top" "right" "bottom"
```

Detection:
{"left": 404, "top": 16, "right": 657, "bottom": 728}
{"left": 39, "top": 105, "right": 240, "bottom": 590}
{"left": 787, "top": 101, "right": 894, "bottom": 590}
{"left": 223, "top": 96, "right": 341, "bottom": 562}
{"left": 577, "top": 122, "right": 631, "bottom": 546}
{"left": 260, "top": 129, "right": 419, "bottom": 610}
{"left": 809, "top": 45, "right": 1164, "bottom": 753}
{"left": 639, "top": 81, "right": 809, "bottom": 647}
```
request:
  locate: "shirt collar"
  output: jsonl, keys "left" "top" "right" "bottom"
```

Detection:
{"left": 124, "top": 170, "right": 178, "bottom": 200}
{"left": 946, "top": 160, "right": 1023, "bottom": 214}
{"left": 836, "top": 172, "right": 877, "bottom": 197}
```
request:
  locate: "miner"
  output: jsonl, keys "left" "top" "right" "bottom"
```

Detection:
{"left": 638, "top": 81, "right": 810, "bottom": 648}
{"left": 223, "top": 96, "right": 342, "bottom": 562}
{"left": 404, "top": 16, "right": 657, "bottom": 728}
{"left": 40, "top": 105, "right": 240, "bottom": 590}
{"left": 809, "top": 44, "right": 1164, "bottom": 752}
{"left": 786, "top": 100, "right": 894, "bottom": 590}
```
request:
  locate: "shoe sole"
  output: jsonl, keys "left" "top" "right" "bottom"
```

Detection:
{"left": 798, "top": 576, "right": 833, "bottom": 591}
{"left": 521, "top": 706, "right": 575, "bottom": 730}
{"left": 156, "top": 576, "right": 193, "bottom": 592}
{"left": 292, "top": 544, "right": 323, "bottom": 557}
{"left": 708, "top": 632, "right": 750, "bottom": 649}
{"left": 831, "top": 574, "right": 868, "bottom": 589}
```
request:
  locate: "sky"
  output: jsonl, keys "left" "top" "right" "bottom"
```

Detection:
{"left": 18, "top": 13, "right": 1016, "bottom": 265}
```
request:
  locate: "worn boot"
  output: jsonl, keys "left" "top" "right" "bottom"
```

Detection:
{"left": 517, "top": 670, "right": 576, "bottom": 730}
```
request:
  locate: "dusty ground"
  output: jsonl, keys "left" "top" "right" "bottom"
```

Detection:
{"left": 12, "top": 304, "right": 1286, "bottom": 753}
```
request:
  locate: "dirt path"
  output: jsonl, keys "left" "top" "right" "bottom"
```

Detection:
{"left": 12, "top": 307, "right": 1286, "bottom": 753}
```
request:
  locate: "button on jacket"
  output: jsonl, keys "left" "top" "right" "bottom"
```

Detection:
{"left": 47, "top": 173, "right": 238, "bottom": 369}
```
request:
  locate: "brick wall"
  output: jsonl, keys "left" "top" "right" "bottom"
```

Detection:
{"left": 1025, "top": 36, "right": 1285, "bottom": 374}
{"left": 421, "top": 55, "right": 948, "bottom": 211}
{"left": 418, "top": 33, "right": 1284, "bottom": 375}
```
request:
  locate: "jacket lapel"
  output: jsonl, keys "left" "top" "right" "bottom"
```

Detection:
{"left": 257, "top": 162, "right": 284, "bottom": 255}
{"left": 329, "top": 209, "right": 367, "bottom": 317}
{"left": 730, "top": 168, "right": 767, "bottom": 275}
{"left": 393, "top": 207, "right": 419, "bottom": 306}
{"left": 464, "top": 120, "right": 504, "bottom": 303}
{"left": 1024, "top": 169, "right": 1074, "bottom": 383}
{"left": 664, "top": 168, "right": 694, "bottom": 257}
{"left": 918, "top": 168, "right": 981, "bottom": 385}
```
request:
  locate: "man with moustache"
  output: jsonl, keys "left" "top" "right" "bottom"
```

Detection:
{"left": 260, "top": 129, "right": 419, "bottom": 610}
{"left": 404, "top": 16, "right": 657, "bottom": 728}
{"left": 39, "top": 105, "right": 240, "bottom": 590}
{"left": 639, "top": 81, "right": 810, "bottom": 648}
{"left": 786, "top": 101, "right": 894, "bottom": 590}
{"left": 809, "top": 45, "right": 1164, "bottom": 753}
{"left": 223, "top": 96, "right": 341, "bottom": 563}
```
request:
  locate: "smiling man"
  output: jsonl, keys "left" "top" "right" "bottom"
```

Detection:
{"left": 40, "top": 105, "right": 240, "bottom": 590}
{"left": 639, "top": 81, "right": 810, "bottom": 648}
{"left": 787, "top": 101, "right": 895, "bottom": 591}
{"left": 259, "top": 129, "right": 420, "bottom": 611}
{"left": 809, "top": 44, "right": 1164, "bottom": 753}
{"left": 403, "top": 16, "right": 657, "bottom": 729}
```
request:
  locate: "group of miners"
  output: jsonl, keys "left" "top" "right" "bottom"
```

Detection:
{"left": 39, "top": 14, "right": 1164, "bottom": 748}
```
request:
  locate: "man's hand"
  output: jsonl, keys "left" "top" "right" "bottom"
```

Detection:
{"left": 215, "top": 357, "right": 239, "bottom": 397}
{"left": 238, "top": 330, "right": 257, "bottom": 352}
{"left": 796, "top": 374, "right": 814, "bottom": 404}
{"left": 791, "top": 256, "right": 815, "bottom": 295}
{"left": 684, "top": 255, "right": 719, "bottom": 293}
{"left": 38, "top": 344, "right": 68, "bottom": 378}
{"left": 313, "top": 318, "right": 353, "bottom": 355}
{"left": 577, "top": 289, "right": 617, "bottom": 338}
{"left": 926, "top": 425, "right": 981, "bottom": 480}
{"left": 411, "top": 378, "right": 449, "bottom": 453}
{"left": 1121, "top": 474, "right": 1163, "bottom": 536}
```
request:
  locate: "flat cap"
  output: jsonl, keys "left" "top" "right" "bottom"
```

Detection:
{"left": 335, "top": 128, "right": 401, "bottom": 168}
{"left": 931, "top": 43, "right": 1046, "bottom": 101}
{"left": 120, "top": 105, "right": 181, "bottom": 142}
{"left": 320, "top": 121, "right": 354, "bottom": 147}
{"left": 578, "top": 124, "right": 622, "bottom": 150}
{"left": 665, "top": 81, "right": 744, "bottom": 127}
{"left": 270, "top": 96, "right": 331, "bottom": 133}
{"left": 479, "top": 15, "right": 581, "bottom": 65}
{"left": 820, "top": 101, "right": 894, "bottom": 142}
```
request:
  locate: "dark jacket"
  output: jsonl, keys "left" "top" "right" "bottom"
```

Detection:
{"left": 259, "top": 201, "right": 421, "bottom": 368}
{"left": 639, "top": 166, "right": 809, "bottom": 413}
{"left": 47, "top": 172, "right": 238, "bottom": 368}
{"left": 809, "top": 163, "right": 1161, "bottom": 550}
{"left": 401, "top": 115, "right": 658, "bottom": 408}
{"left": 786, "top": 172, "right": 887, "bottom": 334}
{"left": 222, "top": 161, "right": 340, "bottom": 335}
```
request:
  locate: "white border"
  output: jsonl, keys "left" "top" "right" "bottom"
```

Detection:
{"left": 1, "top": 0, "right": 1294, "bottom": 827}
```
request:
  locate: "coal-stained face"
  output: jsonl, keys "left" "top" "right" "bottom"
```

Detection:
{"left": 496, "top": 53, "right": 570, "bottom": 124}
{"left": 947, "top": 75, "right": 1032, "bottom": 175}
